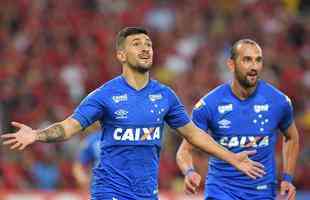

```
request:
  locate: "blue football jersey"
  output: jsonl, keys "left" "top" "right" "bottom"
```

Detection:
{"left": 78, "top": 132, "right": 101, "bottom": 167}
{"left": 192, "top": 80, "right": 294, "bottom": 199}
{"left": 72, "top": 75, "right": 190, "bottom": 200}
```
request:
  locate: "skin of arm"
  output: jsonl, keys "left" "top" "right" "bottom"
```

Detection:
{"left": 176, "top": 139, "right": 196, "bottom": 176}
{"left": 36, "top": 117, "right": 82, "bottom": 142}
{"left": 1, "top": 117, "right": 84, "bottom": 150}
{"left": 176, "top": 138, "right": 202, "bottom": 194}
{"left": 282, "top": 122, "right": 299, "bottom": 177}
{"left": 82, "top": 121, "right": 101, "bottom": 135}
{"left": 280, "top": 122, "right": 299, "bottom": 199}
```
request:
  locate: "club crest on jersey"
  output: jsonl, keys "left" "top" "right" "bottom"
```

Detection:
{"left": 218, "top": 104, "right": 233, "bottom": 114}
{"left": 113, "top": 127, "right": 161, "bottom": 141}
{"left": 112, "top": 94, "right": 128, "bottom": 103}
{"left": 254, "top": 104, "right": 269, "bottom": 113}
{"left": 149, "top": 94, "right": 162, "bottom": 102}
{"left": 114, "top": 109, "right": 128, "bottom": 119}
{"left": 218, "top": 119, "right": 231, "bottom": 129}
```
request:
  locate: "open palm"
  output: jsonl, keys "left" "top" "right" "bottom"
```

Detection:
{"left": 234, "top": 150, "right": 265, "bottom": 179}
{"left": 1, "top": 122, "right": 37, "bottom": 150}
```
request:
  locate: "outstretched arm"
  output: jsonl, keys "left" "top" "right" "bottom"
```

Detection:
{"left": 280, "top": 122, "right": 299, "bottom": 200}
{"left": 176, "top": 122, "right": 265, "bottom": 179}
{"left": 1, "top": 117, "right": 82, "bottom": 150}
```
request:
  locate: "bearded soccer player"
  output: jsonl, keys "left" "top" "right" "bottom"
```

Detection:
{"left": 1, "top": 28, "right": 265, "bottom": 200}
{"left": 177, "top": 39, "right": 299, "bottom": 200}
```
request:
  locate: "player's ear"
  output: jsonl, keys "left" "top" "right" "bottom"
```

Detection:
{"left": 227, "top": 58, "right": 235, "bottom": 73}
{"left": 116, "top": 49, "right": 126, "bottom": 63}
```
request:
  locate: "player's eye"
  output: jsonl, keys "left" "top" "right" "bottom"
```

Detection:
{"left": 133, "top": 42, "right": 140, "bottom": 46}
{"left": 256, "top": 57, "right": 263, "bottom": 63}
{"left": 243, "top": 56, "right": 252, "bottom": 63}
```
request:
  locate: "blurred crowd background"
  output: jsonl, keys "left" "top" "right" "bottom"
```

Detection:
{"left": 0, "top": 0, "right": 310, "bottom": 195}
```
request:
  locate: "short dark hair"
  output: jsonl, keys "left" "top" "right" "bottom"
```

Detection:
{"left": 116, "top": 27, "right": 149, "bottom": 50}
{"left": 230, "top": 39, "right": 260, "bottom": 60}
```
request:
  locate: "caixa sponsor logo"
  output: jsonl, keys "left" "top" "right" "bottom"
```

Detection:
{"left": 219, "top": 136, "right": 269, "bottom": 148}
{"left": 113, "top": 127, "right": 161, "bottom": 141}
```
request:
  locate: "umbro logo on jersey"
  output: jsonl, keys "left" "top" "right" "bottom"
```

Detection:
{"left": 254, "top": 104, "right": 269, "bottom": 113}
{"left": 218, "top": 119, "right": 231, "bottom": 129}
{"left": 114, "top": 109, "right": 128, "bottom": 119}
{"left": 218, "top": 104, "right": 233, "bottom": 114}
{"left": 149, "top": 93, "right": 162, "bottom": 102}
{"left": 112, "top": 94, "right": 128, "bottom": 103}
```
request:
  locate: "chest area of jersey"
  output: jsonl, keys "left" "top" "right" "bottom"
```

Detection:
{"left": 105, "top": 92, "right": 169, "bottom": 124}
{"left": 210, "top": 102, "right": 280, "bottom": 149}
{"left": 210, "top": 102, "right": 280, "bottom": 136}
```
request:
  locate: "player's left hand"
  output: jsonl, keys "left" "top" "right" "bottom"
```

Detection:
{"left": 184, "top": 170, "right": 201, "bottom": 195}
{"left": 280, "top": 181, "right": 296, "bottom": 200}
{"left": 234, "top": 150, "right": 266, "bottom": 179}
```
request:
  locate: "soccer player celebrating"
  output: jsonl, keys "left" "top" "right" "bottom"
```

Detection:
{"left": 176, "top": 39, "right": 299, "bottom": 200}
{"left": 2, "top": 28, "right": 265, "bottom": 200}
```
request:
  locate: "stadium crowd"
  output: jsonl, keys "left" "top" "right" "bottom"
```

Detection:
{"left": 0, "top": 0, "right": 310, "bottom": 193}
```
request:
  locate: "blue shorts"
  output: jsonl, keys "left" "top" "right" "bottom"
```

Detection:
{"left": 91, "top": 192, "right": 158, "bottom": 200}
{"left": 205, "top": 183, "right": 276, "bottom": 200}
{"left": 91, "top": 194, "right": 158, "bottom": 200}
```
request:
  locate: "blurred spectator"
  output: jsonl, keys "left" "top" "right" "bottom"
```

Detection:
{"left": 73, "top": 131, "right": 101, "bottom": 190}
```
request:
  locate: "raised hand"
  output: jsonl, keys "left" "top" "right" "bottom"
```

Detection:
{"left": 184, "top": 170, "right": 201, "bottom": 195}
{"left": 233, "top": 150, "right": 266, "bottom": 179}
{"left": 1, "top": 122, "right": 37, "bottom": 150}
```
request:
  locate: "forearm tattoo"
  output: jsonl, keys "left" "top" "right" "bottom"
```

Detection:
{"left": 36, "top": 123, "right": 66, "bottom": 143}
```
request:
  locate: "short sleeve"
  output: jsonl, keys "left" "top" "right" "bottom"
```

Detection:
{"left": 72, "top": 89, "right": 105, "bottom": 129}
{"left": 279, "top": 95, "right": 294, "bottom": 132}
{"left": 164, "top": 88, "right": 190, "bottom": 129}
{"left": 192, "top": 99, "right": 211, "bottom": 132}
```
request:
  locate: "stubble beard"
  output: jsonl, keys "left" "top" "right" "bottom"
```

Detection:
{"left": 128, "top": 61, "right": 152, "bottom": 74}
{"left": 235, "top": 69, "right": 258, "bottom": 89}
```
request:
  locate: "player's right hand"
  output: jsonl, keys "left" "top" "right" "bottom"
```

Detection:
{"left": 234, "top": 150, "right": 266, "bottom": 179}
{"left": 1, "top": 121, "right": 37, "bottom": 150}
{"left": 184, "top": 171, "right": 201, "bottom": 195}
